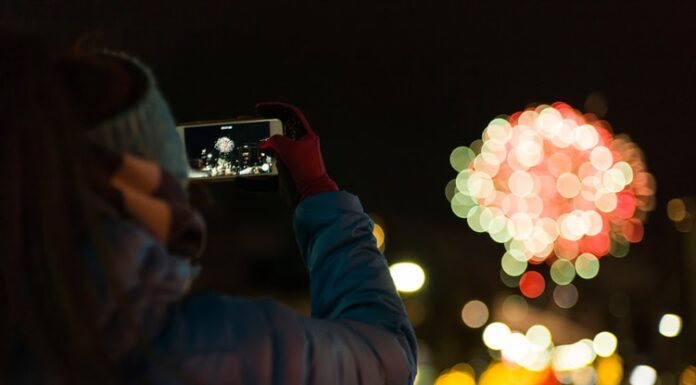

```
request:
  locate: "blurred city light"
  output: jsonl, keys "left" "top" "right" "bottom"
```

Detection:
{"left": 681, "top": 366, "right": 696, "bottom": 385}
{"left": 575, "top": 252, "right": 600, "bottom": 279}
{"left": 526, "top": 325, "right": 552, "bottom": 350}
{"left": 501, "top": 251, "right": 527, "bottom": 276}
{"left": 630, "top": 365, "right": 657, "bottom": 385}
{"left": 479, "top": 362, "right": 552, "bottom": 385}
{"left": 667, "top": 198, "right": 694, "bottom": 233}
{"left": 461, "top": 300, "right": 489, "bottom": 328}
{"left": 596, "top": 355, "right": 623, "bottom": 385}
{"left": 552, "top": 339, "right": 596, "bottom": 371}
{"left": 571, "top": 366, "right": 598, "bottom": 385}
{"left": 668, "top": 197, "right": 695, "bottom": 233}
{"left": 388, "top": 262, "right": 425, "bottom": 293}
{"left": 448, "top": 102, "right": 655, "bottom": 296}
{"left": 667, "top": 198, "right": 687, "bottom": 222}
{"left": 500, "top": 332, "right": 532, "bottom": 365}
{"left": 433, "top": 363, "right": 477, "bottom": 385}
{"left": 658, "top": 313, "right": 682, "bottom": 337}
{"left": 519, "top": 271, "right": 545, "bottom": 298}
{"left": 482, "top": 322, "right": 511, "bottom": 350}
{"left": 593, "top": 331, "right": 618, "bottom": 357}
{"left": 550, "top": 258, "right": 575, "bottom": 285}
{"left": 478, "top": 320, "right": 628, "bottom": 382}
{"left": 372, "top": 223, "right": 386, "bottom": 252}
{"left": 433, "top": 367, "right": 476, "bottom": 385}
{"left": 553, "top": 283, "right": 579, "bottom": 309}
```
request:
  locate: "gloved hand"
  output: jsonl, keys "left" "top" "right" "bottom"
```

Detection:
{"left": 257, "top": 102, "right": 338, "bottom": 205}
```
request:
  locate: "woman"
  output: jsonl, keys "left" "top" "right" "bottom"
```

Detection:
{"left": 0, "top": 30, "right": 417, "bottom": 384}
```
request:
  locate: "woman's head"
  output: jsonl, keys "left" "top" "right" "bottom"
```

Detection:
{"left": 59, "top": 49, "right": 189, "bottom": 185}
{"left": 70, "top": 51, "right": 189, "bottom": 185}
{"left": 0, "top": 29, "right": 186, "bottom": 383}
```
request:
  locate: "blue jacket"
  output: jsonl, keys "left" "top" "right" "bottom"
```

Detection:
{"left": 105, "top": 191, "right": 417, "bottom": 384}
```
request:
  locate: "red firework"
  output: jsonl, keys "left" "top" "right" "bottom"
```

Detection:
{"left": 448, "top": 102, "right": 655, "bottom": 295}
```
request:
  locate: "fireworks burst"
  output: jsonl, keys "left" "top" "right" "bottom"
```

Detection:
{"left": 447, "top": 102, "right": 655, "bottom": 296}
{"left": 214, "top": 136, "right": 235, "bottom": 153}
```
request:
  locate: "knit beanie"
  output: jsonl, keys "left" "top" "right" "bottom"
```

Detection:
{"left": 86, "top": 52, "right": 189, "bottom": 186}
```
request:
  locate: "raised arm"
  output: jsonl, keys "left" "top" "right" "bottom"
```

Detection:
{"left": 294, "top": 191, "right": 418, "bottom": 383}
{"left": 258, "top": 102, "right": 416, "bottom": 382}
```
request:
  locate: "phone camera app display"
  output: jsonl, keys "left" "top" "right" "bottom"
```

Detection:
{"left": 184, "top": 122, "right": 274, "bottom": 179}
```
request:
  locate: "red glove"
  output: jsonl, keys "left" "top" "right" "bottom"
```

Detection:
{"left": 257, "top": 102, "right": 338, "bottom": 204}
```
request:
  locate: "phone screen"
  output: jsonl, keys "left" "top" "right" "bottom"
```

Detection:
{"left": 183, "top": 121, "right": 274, "bottom": 179}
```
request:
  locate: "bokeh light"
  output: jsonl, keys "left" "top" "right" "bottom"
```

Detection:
{"left": 526, "top": 325, "right": 552, "bottom": 351}
{"left": 550, "top": 259, "right": 576, "bottom": 285}
{"left": 479, "top": 362, "right": 551, "bottom": 385}
{"left": 501, "top": 251, "right": 527, "bottom": 276}
{"left": 373, "top": 223, "right": 386, "bottom": 252}
{"left": 483, "top": 322, "right": 511, "bottom": 350}
{"left": 519, "top": 271, "right": 545, "bottom": 298}
{"left": 593, "top": 331, "right": 618, "bottom": 357}
{"left": 552, "top": 339, "right": 596, "bottom": 371}
{"left": 667, "top": 198, "right": 687, "bottom": 222}
{"left": 668, "top": 197, "right": 695, "bottom": 233}
{"left": 630, "top": 365, "right": 657, "bottom": 385}
{"left": 389, "top": 262, "right": 425, "bottom": 293}
{"left": 658, "top": 313, "right": 682, "bottom": 337}
{"left": 478, "top": 320, "right": 625, "bottom": 381}
{"left": 553, "top": 283, "right": 579, "bottom": 309}
{"left": 680, "top": 366, "right": 696, "bottom": 385}
{"left": 596, "top": 355, "right": 623, "bottom": 385}
{"left": 448, "top": 103, "right": 655, "bottom": 295}
{"left": 499, "top": 332, "right": 528, "bottom": 364}
{"left": 575, "top": 253, "right": 600, "bottom": 279}
{"left": 482, "top": 322, "right": 555, "bottom": 371}
{"left": 461, "top": 300, "right": 489, "bottom": 328}
{"left": 433, "top": 365, "right": 476, "bottom": 385}
{"left": 571, "top": 366, "right": 597, "bottom": 385}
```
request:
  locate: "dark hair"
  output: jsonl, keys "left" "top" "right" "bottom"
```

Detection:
{"left": 0, "top": 29, "right": 143, "bottom": 384}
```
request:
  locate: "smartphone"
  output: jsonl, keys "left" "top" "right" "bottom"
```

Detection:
{"left": 177, "top": 118, "right": 283, "bottom": 181}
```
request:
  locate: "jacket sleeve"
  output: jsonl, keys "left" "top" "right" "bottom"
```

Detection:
{"left": 142, "top": 191, "right": 417, "bottom": 385}
{"left": 293, "top": 191, "right": 418, "bottom": 382}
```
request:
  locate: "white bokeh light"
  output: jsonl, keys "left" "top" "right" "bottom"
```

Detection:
{"left": 482, "top": 322, "right": 511, "bottom": 350}
{"left": 389, "top": 262, "right": 425, "bottom": 293}
{"left": 593, "top": 331, "right": 618, "bottom": 357}
{"left": 629, "top": 365, "right": 657, "bottom": 385}
{"left": 658, "top": 313, "right": 682, "bottom": 337}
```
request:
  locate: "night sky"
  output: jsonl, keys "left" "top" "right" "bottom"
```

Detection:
{"left": 4, "top": 0, "right": 696, "bottom": 377}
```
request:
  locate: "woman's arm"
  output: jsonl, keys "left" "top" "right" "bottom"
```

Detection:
{"left": 294, "top": 191, "right": 417, "bottom": 381}
{"left": 142, "top": 191, "right": 416, "bottom": 385}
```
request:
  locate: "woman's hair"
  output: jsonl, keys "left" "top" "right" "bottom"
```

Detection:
{"left": 0, "top": 29, "right": 143, "bottom": 383}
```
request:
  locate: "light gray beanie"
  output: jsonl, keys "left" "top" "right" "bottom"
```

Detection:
{"left": 86, "top": 52, "right": 189, "bottom": 185}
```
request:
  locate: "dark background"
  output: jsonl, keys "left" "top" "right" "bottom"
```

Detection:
{"left": 4, "top": 0, "right": 696, "bottom": 381}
